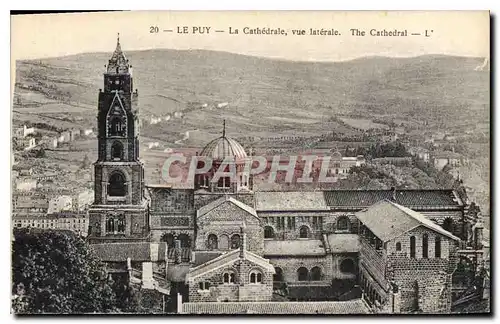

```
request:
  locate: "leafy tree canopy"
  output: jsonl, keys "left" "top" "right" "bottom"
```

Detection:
{"left": 12, "top": 228, "right": 120, "bottom": 314}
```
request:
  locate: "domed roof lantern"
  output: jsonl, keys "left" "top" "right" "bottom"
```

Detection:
{"left": 200, "top": 120, "right": 248, "bottom": 161}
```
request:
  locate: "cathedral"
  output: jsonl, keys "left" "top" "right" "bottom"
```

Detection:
{"left": 87, "top": 37, "right": 484, "bottom": 314}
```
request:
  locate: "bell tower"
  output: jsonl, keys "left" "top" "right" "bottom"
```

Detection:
{"left": 88, "top": 34, "right": 149, "bottom": 243}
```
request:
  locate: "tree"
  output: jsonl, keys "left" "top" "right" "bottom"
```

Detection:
{"left": 12, "top": 228, "right": 119, "bottom": 314}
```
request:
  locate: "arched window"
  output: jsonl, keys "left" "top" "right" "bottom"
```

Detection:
{"left": 106, "top": 217, "right": 114, "bottom": 233}
{"left": 207, "top": 234, "right": 218, "bottom": 250}
{"left": 111, "top": 141, "right": 123, "bottom": 160}
{"left": 105, "top": 216, "right": 125, "bottom": 234}
{"left": 217, "top": 177, "right": 231, "bottom": 189}
{"left": 223, "top": 271, "right": 236, "bottom": 284}
{"left": 442, "top": 218, "right": 454, "bottom": 234}
{"left": 299, "top": 226, "right": 310, "bottom": 239}
{"left": 273, "top": 267, "right": 284, "bottom": 282}
{"left": 435, "top": 236, "right": 442, "bottom": 258}
{"left": 396, "top": 242, "right": 402, "bottom": 251}
{"left": 422, "top": 234, "right": 429, "bottom": 259}
{"left": 116, "top": 218, "right": 125, "bottom": 233}
{"left": 249, "top": 270, "right": 263, "bottom": 284}
{"left": 160, "top": 233, "right": 174, "bottom": 248}
{"left": 336, "top": 216, "right": 350, "bottom": 231}
{"left": 340, "top": 258, "right": 356, "bottom": 274}
{"left": 108, "top": 116, "right": 126, "bottom": 137}
{"left": 264, "top": 226, "right": 275, "bottom": 239}
{"left": 230, "top": 234, "right": 241, "bottom": 249}
{"left": 219, "top": 234, "right": 229, "bottom": 250}
{"left": 410, "top": 236, "right": 416, "bottom": 258}
{"left": 297, "top": 267, "right": 308, "bottom": 281}
{"left": 311, "top": 266, "right": 322, "bottom": 281}
{"left": 108, "top": 172, "right": 127, "bottom": 196}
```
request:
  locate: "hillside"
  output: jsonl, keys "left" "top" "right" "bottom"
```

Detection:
{"left": 12, "top": 50, "right": 490, "bottom": 217}
{"left": 14, "top": 50, "right": 489, "bottom": 146}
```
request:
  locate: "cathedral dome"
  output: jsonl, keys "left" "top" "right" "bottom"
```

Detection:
{"left": 200, "top": 136, "right": 247, "bottom": 161}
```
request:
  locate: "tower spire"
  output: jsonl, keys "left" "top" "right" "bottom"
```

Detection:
{"left": 117, "top": 32, "right": 120, "bottom": 45}
{"left": 222, "top": 119, "right": 226, "bottom": 138}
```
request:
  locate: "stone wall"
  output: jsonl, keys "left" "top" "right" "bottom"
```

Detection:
{"left": 258, "top": 211, "right": 329, "bottom": 240}
{"left": 384, "top": 227, "right": 458, "bottom": 313}
{"left": 195, "top": 201, "right": 263, "bottom": 255}
{"left": 188, "top": 258, "right": 273, "bottom": 303}
{"left": 266, "top": 255, "right": 333, "bottom": 284}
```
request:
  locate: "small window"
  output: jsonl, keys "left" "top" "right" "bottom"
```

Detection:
{"left": 223, "top": 271, "right": 236, "bottom": 284}
{"left": 422, "top": 234, "right": 429, "bottom": 259}
{"left": 264, "top": 226, "right": 274, "bottom": 239}
{"left": 249, "top": 270, "right": 263, "bottom": 284}
{"left": 410, "top": 236, "right": 416, "bottom": 258}
{"left": 250, "top": 270, "right": 262, "bottom": 283}
{"left": 299, "top": 226, "right": 309, "bottom": 239}
{"left": 396, "top": 242, "right": 402, "bottom": 251}
{"left": 297, "top": 267, "right": 308, "bottom": 281}
{"left": 207, "top": 234, "right": 218, "bottom": 250}
{"left": 311, "top": 266, "right": 322, "bottom": 281}
{"left": 198, "top": 282, "right": 210, "bottom": 290}
{"left": 230, "top": 234, "right": 241, "bottom": 249}
{"left": 435, "top": 236, "right": 442, "bottom": 258}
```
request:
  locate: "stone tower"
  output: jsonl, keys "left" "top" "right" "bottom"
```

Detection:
{"left": 88, "top": 34, "right": 149, "bottom": 243}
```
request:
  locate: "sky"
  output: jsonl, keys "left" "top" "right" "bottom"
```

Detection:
{"left": 11, "top": 11, "right": 490, "bottom": 62}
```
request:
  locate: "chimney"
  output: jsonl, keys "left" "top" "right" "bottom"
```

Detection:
{"left": 239, "top": 223, "right": 246, "bottom": 258}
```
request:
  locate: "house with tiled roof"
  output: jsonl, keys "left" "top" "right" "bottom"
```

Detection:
{"left": 92, "top": 242, "right": 169, "bottom": 292}
{"left": 186, "top": 227, "right": 275, "bottom": 303}
{"left": 356, "top": 200, "right": 460, "bottom": 313}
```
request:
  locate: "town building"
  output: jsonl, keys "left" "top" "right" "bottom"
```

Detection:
{"left": 86, "top": 38, "right": 485, "bottom": 314}
{"left": 48, "top": 195, "right": 73, "bottom": 214}
{"left": 14, "top": 125, "right": 35, "bottom": 138}
{"left": 433, "top": 151, "right": 464, "bottom": 171}
{"left": 12, "top": 211, "right": 89, "bottom": 237}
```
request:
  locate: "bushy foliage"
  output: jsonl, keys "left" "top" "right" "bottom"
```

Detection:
{"left": 11, "top": 229, "right": 128, "bottom": 314}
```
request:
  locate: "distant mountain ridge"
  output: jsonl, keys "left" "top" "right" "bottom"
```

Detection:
{"left": 14, "top": 49, "right": 489, "bottom": 146}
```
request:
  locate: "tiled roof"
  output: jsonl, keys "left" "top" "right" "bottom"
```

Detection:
{"left": 255, "top": 191, "right": 328, "bottom": 211}
{"left": 264, "top": 240, "right": 326, "bottom": 257}
{"left": 324, "top": 189, "right": 462, "bottom": 208}
{"left": 355, "top": 200, "right": 460, "bottom": 242}
{"left": 326, "top": 234, "right": 359, "bottom": 253}
{"left": 192, "top": 251, "right": 223, "bottom": 266}
{"left": 197, "top": 196, "right": 258, "bottom": 218}
{"left": 187, "top": 249, "right": 274, "bottom": 281}
{"left": 182, "top": 299, "right": 370, "bottom": 314}
{"left": 91, "top": 242, "right": 168, "bottom": 262}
